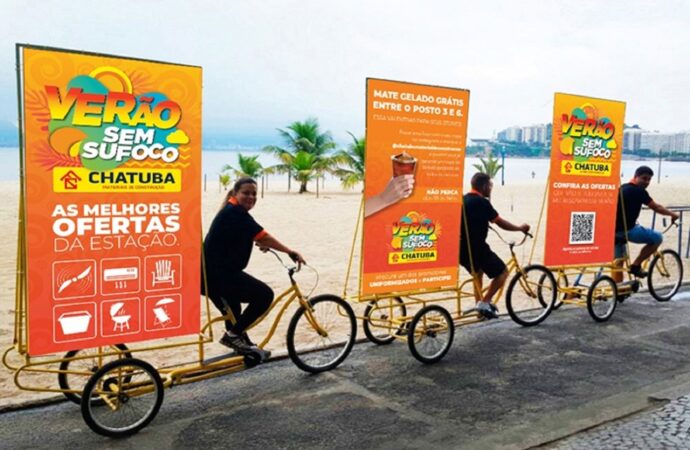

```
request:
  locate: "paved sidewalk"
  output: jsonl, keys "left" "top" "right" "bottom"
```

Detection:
{"left": 1, "top": 288, "right": 690, "bottom": 449}
{"left": 546, "top": 394, "right": 690, "bottom": 449}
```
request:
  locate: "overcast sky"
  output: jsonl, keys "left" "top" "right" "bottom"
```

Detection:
{"left": 1, "top": 0, "right": 689, "bottom": 145}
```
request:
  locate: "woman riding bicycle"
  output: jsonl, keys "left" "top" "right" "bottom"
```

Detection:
{"left": 202, "top": 177, "right": 306, "bottom": 354}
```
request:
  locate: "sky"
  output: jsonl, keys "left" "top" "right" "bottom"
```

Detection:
{"left": 1, "top": 0, "right": 689, "bottom": 146}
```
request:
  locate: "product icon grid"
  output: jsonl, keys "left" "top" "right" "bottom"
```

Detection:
{"left": 50, "top": 254, "right": 184, "bottom": 344}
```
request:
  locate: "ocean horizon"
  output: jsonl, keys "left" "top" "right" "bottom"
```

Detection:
{"left": 1, "top": 147, "right": 688, "bottom": 186}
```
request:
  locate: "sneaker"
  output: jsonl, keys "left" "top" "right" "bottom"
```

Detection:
{"left": 241, "top": 333, "right": 271, "bottom": 360}
{"left": 476, "top": 302, "right": 499, "bottom": 319}
{"left": 219, "top": 331, "right": 255, "bottom": 354}
{"left": 489, "top": 303, "right": 499, "bottom": 314}
{"left": 629, "top": 265, "right": 648, "bottom": 278}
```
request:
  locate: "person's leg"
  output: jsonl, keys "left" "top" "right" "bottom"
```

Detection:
{"left": 206, "top": 283, "right": 242, "bottom": 331}
{"left": 476, "top": 249, "right": 507, "bottom": 318}
{"left": 612, "top": 233, "right": 627, "bottom": 284}
{"left": 483, "top": 269, "right": 508, "bottom": 303}
{"left": 460, "top": 255, "right": 483, "bottom": 303}
{"left": 627, "top": 226, "right": 663, "bottom": 276}
{"left": 225, "top": 272, "right": 274, "bottom": 334}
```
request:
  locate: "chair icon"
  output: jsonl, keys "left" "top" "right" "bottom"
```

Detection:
{"left": 152, "top": 297, "right": 175, "bottom": 328}
{"left": 152, "top": 259, "right": 175, "bottom": 288}
{"left": 109, "top": 302, "right": 131, "bottom": 332}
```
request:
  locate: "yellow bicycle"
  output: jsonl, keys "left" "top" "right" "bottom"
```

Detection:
{"left": 5, "top": 250, "right": 356, "bottom": 438}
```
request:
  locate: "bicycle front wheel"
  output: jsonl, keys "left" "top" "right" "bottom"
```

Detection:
{"left": 648, "top": 249, "right": 683, "bottom": 302}
{"left": 506, "top": 265, "right": 557, "bottom": 326}
{"left": 81, "top": 358, "right": 164, "bottom": 438}
{"left": 287, "top": 294, "right": 356, "bottom": 373}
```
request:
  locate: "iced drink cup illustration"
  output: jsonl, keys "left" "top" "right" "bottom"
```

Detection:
{"left": 391, "top": 152, "right": 417, "bottom": 177}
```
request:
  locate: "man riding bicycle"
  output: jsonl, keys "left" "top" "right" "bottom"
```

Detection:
{"left": 613, "top": 165, "right": 679, "bottom": 283}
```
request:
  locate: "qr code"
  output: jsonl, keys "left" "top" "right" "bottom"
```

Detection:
{"left": 569, "top": 212, "right": 596, "bottom": 244}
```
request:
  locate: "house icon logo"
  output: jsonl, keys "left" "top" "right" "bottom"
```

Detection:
{"left": 60, "top": 170, "right": 82, "bottom": 190}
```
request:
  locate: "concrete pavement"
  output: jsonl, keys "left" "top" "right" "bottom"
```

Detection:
{"left": 1, "top": 288, "right": 690, "bottom": 449}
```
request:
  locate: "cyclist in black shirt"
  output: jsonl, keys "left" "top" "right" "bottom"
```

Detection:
{"left": 202, "top": 177, "right": 306, "bottom": 354}
{"left": 613, "top": 166, "right": 679, "bottom": 281}
{"left": 460, "top": 172, "right": 530, "bottom": 319}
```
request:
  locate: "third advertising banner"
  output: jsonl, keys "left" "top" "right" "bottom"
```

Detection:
{"left": 544, "top": 92, "right": 626, "bottom": 267}
{"left": 362, "top": 79, "right": 469, "bottom": 295}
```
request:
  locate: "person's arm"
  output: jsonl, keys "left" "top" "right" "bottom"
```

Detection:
{"left": 494, "top": 216, "right": 530, "bottom": 233}
{"left": 648, "top": 201, "right": 680, "bottom": 221}
{"left": 256, "top": 233, "right": 306, "bottom": 264}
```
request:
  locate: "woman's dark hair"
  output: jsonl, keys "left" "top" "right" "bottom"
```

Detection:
{"left": 220, "top": 177, "right": 257, "bottom": 210}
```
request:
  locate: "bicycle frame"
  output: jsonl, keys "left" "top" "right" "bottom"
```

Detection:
{"left": 356, "top": 232, "right": 531, "bottom": 341}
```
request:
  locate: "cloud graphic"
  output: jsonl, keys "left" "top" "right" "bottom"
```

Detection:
{"left": 167, "top": 129, "right": 190, "bottom": 145}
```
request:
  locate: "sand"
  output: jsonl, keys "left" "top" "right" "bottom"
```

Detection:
{"left": 1, "top": 177, "right": 689, "bottom": 407}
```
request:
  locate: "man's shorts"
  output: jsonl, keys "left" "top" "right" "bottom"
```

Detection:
{"left": 460, "top": 244, "right": 506, "bottom": 279}
{"left": 614, "top": 224, "right": 663, "bottom": 259}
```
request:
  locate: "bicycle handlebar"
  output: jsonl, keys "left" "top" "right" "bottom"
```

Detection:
{"left": 265, "top": 249, "right": 302, "bottom": 273}
{"left": 488, "top": 225, "right": 532, "bottom": 247}
{"left": 661, "top": 219, "right": 682, "bottom": 235}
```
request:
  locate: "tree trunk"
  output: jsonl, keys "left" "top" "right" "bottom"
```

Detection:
{"left": 299, "top": 180, "right": 308, "bottom": 193}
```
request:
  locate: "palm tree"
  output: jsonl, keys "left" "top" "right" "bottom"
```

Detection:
{"left": 332, "top": 132, "right": 365, "bottom": 190}
{"left": 263, "top": 118, "right": 337, "bottom": 193}
{"left": 473, "top": 151, "right": 503, "bottom": 179}
{"left": 221, "top": 153, "right": 265, "bottom": 178}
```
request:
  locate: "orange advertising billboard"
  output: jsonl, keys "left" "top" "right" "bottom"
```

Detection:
{"left": 362, "top": 79, "right": 469, "bottom": 295}
{"left": 18, "top": 45, "right": 202, "bottom": 355}
{"left": 544, "top": 93, "right": 625, "bottom": 267}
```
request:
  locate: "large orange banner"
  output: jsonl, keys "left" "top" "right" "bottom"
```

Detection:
{"left": 362, "top": 79, "right": 469, "bottom": 295}
{"left": 19, "top": 46, "right": 202, "bottom": 355}
{"left": 544, "top": 93, "right": 625, "bottom": 267}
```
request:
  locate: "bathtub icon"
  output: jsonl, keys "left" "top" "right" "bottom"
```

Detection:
{"left": 58, "top": 311, "right": 92, "bottom": 335}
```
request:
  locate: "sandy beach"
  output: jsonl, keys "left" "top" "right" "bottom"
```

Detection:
{"left": 1, "top": 177, "right": 689, "bottom": 407}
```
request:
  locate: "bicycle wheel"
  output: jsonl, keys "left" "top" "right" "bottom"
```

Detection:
{"left": 81, "top": 358, "right": 164, "bottom": 438}
{"left": 407, "top": 305, "right": 454, "bottom": 364}
{"left": 543, "top": 271, "right": 568, "bottom": 310}
{"left": 287, "top": 294, "right": 356, "bottom": 373}
{"left": 363, "top": 297, "right": 407, "bottom": 345}
{"left": 648, "top": 250, "right": 683, "bottom": 302}
{"left": 58, "top": 344, "right": 131, "bottom": 405}
{"left": 506, "top": 265, "right": 557, "bottom": 327}
{"left": 587, "top": 276, "right": 618, "bottom": 322}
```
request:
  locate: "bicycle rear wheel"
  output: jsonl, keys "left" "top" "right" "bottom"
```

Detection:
{"left": 363, "top": 297, "right": 407, "bottom": 345}
{"left": 81, "top": 358, "right": 164, "bottom": 438}
{"left": 59, "top": 344, "right": 131, "bottom": 405}
{"left": 287, "top": 294, "right": 356, "bottom": 373}
{"left": 648, "top": 250, "right": 683, "bottom": 302}
{"left": 587, "top": 276, "right": 618, "bottom": 322}
{"left": 407, "top": 305, "right": 454, "bottom": 364}
{"left": 507, "top": 265, "right": 557, "bottom": 326}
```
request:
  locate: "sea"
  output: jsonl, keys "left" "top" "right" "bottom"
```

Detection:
{"left": 0, "top": 147, "right": 688, "bottom": 185}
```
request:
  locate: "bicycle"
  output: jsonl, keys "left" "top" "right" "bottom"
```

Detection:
{"left": 361, "top": 228, "right": 557, "bottom": 362}
{"left": 540, "top": 220, "right": 684, "bottom": 322}
{"left": 4, "top": 250, "right": 357, "bottom": 438}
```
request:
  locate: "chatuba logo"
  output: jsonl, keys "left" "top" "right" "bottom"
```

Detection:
{"left": 388, "top": 211, "right": 440, "bottom": 265}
